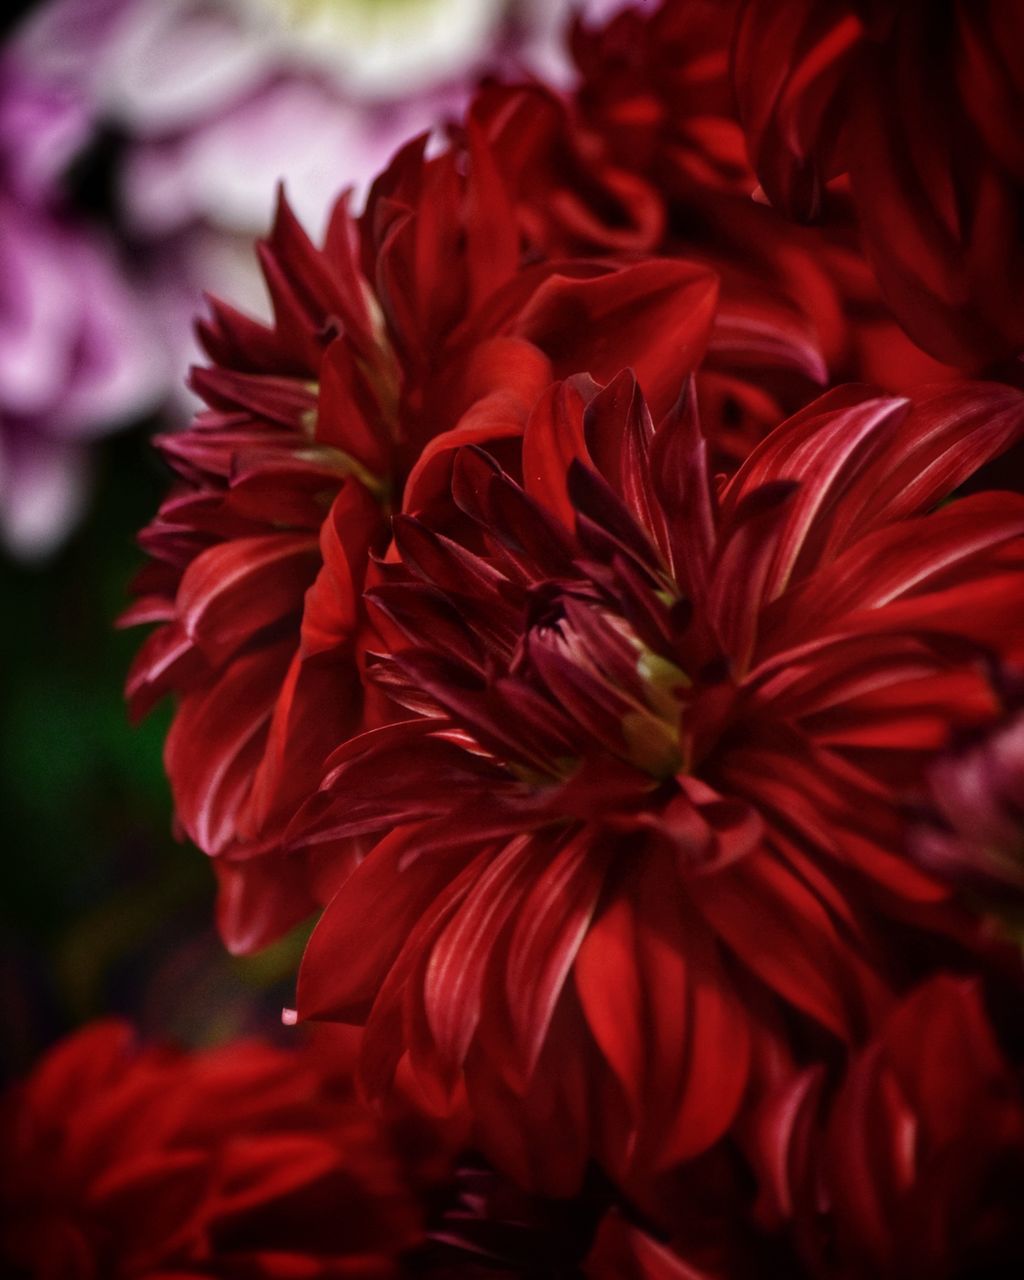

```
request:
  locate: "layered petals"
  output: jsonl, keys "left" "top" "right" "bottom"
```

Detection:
{"left": 128, "top": 125, "right": 741, "bottom": 950}
{"left": 733, "top": 0, "right": 1024, "bottom": 367}
{"left": 747, "top": 978, "right": 1024, "bottom": 1278}
{"left": 290, "top": 371, "right": 1024, "bottom": 1193}
{"left": 0, "top": 1021, "right": 422, "bottom": 1278}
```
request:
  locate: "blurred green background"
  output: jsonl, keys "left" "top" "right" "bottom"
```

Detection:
{"left": 0, "top": 423, "right": 303, "bottom": 1077}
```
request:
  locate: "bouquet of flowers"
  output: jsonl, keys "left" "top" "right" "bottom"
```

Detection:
{"left": 3, "top": 1, "right": 1023, "bottom": 1275}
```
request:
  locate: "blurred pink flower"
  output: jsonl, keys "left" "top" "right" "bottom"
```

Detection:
{"left": 14, "top": 0, "right": 635, "bottom": 423}
{"left": 0, "top": 59, "right": 162, "bottom": 558}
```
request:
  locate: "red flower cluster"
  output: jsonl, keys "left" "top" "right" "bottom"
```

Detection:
{"left": 124, "top": 138, "right": 731, "bottom": 954}
{"left": 115, "top": 0, "right": 1024, "bottom": 1275}
{"left": 0, "top": 1021, "right": 421, "bottom": 1277}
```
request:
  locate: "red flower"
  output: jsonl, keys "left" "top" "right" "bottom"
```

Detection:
{"left": 570, "top": 0, "right": 749, "bottom": 199}
{"left": 125, "top": 130, "right": 728, "bottom": 954}
{"left": 291, "top": 371, "right": 1024, "bottom": 1193}
{"left": 732, "top": 0, "right": 1024, "bottom": 367}
{"left": 0, "top": 1020, "right": 421, "bottom": 1278}
{"left": 910, "top": 666, "right": 1024, "bottom": 907}
{"left": 479, "top": 25, "right": 843, "bottom": 464}
{"left": 746, "top": 977, "right": 1024, "bottom": 1278}
{"left": 497, "top": 0, "right": 968, "bottom": 456}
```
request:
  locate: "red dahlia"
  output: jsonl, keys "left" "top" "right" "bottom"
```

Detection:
{"left": 0, "top": 1021, "right": 420, "bottom": 1278}
{"left": 732, "top": 0, "right": 1024, "bottom": 368}
{"left": 291, "top": 371, "right": 1024, "bottom": 1193}
{"left": 747, "top": 977, "right": 1024, "bottom": 1278}
{"left": 125, "top": 126, "right": 739, "bottom": 953}
{"left": 498, "top": 0, "right": 969, "bottom": 456}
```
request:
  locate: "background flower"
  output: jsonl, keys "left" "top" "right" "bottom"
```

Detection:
{"left": 747, "top": 978, "right": 1024, "bottom": 1278}
{"left": 12, "top": 0, "right": 632, "bottom": 421}
{"left": 731, "top": 0, "right": 1024, "bottom": 368}
{"left": 0, "top": 1019, "right": 424, "bottom": 1277}
{"left": 0, "top": 51, "right": 162, "bottom": 559}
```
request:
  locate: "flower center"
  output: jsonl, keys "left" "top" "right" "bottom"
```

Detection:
{"left": 522, "top": 596, "right": 688, "bottom": 782}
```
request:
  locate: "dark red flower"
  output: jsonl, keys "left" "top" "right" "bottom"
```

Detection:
{"left": 125, "top": 130, "right": 730, "bottom": 954}
{"left": 746, "top": 976, "right": 1024, "bottom": 1278}
{"left": 289, "top": 370, "right": 1024, "bottom": 1193}
{"left": 489, "top": 0, "right": 968, "bottom": 458}
{"left": 570, "top": 0, "right": 748, "bottom": 200}
{"left": 0, "top": 1020, "right": 421, "bottom": 1278}
{"left": 474, "top": 52, "right": 842, "bottom": 467}
{"left": 732, "top": 0, "right": 1024, "bottom": 368}
{"left": 909, "top": 666, "right": 1024, "bottom": 908}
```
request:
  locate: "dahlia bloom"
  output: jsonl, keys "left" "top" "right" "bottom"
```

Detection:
{"left": 732, "top": 0, "right": 1024, "bottom": 368}
{"left": 126, "top": 106, "right": 831, "bottom": 953}
{"left": 291, "top": 372, "right": 1024, "bottom": 1192}
{"left": 0, "top": 1019, "right": 421, "bottom": 1277}
{"left": 0, "top": 56, "right": 161, "bottom": 558}
{"left": 569, "top": 0, "right": 977, "bottom": 398}
{"left": 747, "top": 977, "right": 1024, "bottom": 1278}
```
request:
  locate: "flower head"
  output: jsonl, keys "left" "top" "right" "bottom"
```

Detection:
{"left": 292, "top": 371, "right": 1024, "bottom": 1192}
{"left": 0, "top": 55, "right": 162, "bottom": 558}
{"left": 0, "top": 1020, "right": 421, "bottom": 1277}
{"left": 747, "top": 976, "right": 1024, "bottom": 1278}
{"left": 126, "top": 100, "right": 838, "bottom": 953}
{"left": 910, "top": 666, "right": 1024, "bottom": 911}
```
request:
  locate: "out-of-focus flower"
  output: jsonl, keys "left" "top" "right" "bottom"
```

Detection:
{"left": 747, "top": 977, "right": 1024, "bottom": 1278}
{"left": 909, "top": 668, "right": 1024, "bottom": 909}
{"left": 0, "top": 1018, "right": 779, "bottom": 1278}
{"left": 0, "top": 1019, "right": 422, "bottom": 1277}
{"left": 13, "top": 0, "right": 632, "bottom": 421}
{"left": 19, "top": 0, "right": 625, "bottom": 225}
{"left": 125, "top": 104, "right": 829, "bottom": 955}
{"left": 567, "top": 0, "right": 971, "bottom": 402}
{"left": 289, "top": 372, "right": 1024, "bottom": 1193}
{"left": 0, "top": 57, "right": 161, "bottom": 559}
{"left": 731, "top": 0, "right": 1024, "bottom": 369}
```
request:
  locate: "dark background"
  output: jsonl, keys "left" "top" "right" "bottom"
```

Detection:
{"left": 0, "top": 390, "right": 303, "bottom": 1082}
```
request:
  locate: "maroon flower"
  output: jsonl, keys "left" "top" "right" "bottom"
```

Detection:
{"left": 0, "top": 1020, "right": 421, "bottom": 1278}
{"left": 290, "top": 371, "right": 1024, "bottom": 1193}
{"left": 910, "top": 668, "right": 1024, "bottom": 907}
{"left": 125, "top": 126, "right": 726, "bottom": 954}
{"left": 493, "top": 0, "right": 970, "bottom": 461}
{"left": 732, "top": 0, "right": 1024, "bottom": 368}
{"left": 746, "top": 976, "right": 1024, "bottom": 1278}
